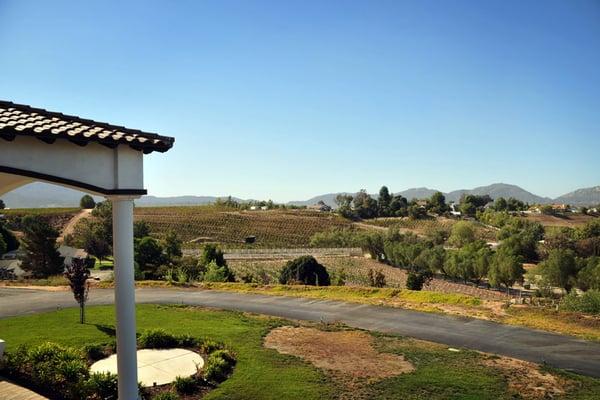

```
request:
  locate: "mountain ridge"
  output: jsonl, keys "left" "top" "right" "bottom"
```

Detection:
{"left": 1, "top": 182, "right": 598, "bottom": 208}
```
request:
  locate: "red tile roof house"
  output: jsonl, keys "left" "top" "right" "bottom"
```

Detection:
{"left": 0, "top": 100, "right": 174, "bottom": 400}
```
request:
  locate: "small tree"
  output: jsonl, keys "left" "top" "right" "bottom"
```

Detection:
{"left": 64, "top": 257, "right": 92, "bottom": 323}
{"left": 203, "top": 260, "right": 235, "bottom": 282}
{"left": 0, "top": 235, "right": 6, "bottom": 256}
{"left": 0, "top": 199, "right": 5, "bottom": 209}
{"left": 279, "top": 256, "right": 330, "bottom": 286}
{"left": 199, "top": 244, "right": 226, "bottom": 267}
{"left": 134, "top": 237, "right": 164, "bottom": 278}
{"left": 20, "top": 216, "right": 64, "bottom": 278}
{"left": 164, "top": 230, "right": 183, "bottom": 262}
{"left": 368, "top": 268, "right": 387, "bottom": 288}
{"left": 488, "top": 249, "right": 524, "bottom": 293}
{"left": 133, "top": 221, "right": 151, "bottom": 239}
{"left": 0, "top": 221, "right": 19, "bottom": 252}
{"left": 577, "top": 257, "right": 600, "bottom": 291}
{"left": 448, "top": 221, "right": 476, "bottom": 248}
{"left": 426, "top": 192, "right": 448, "bottom": 215}
{"left": 538, "top": 249, "right": 578, "bottom": 293}
{"left": 406, "top": 272, "right": 427, "bottom": 290}
{"left": 80, "top": 195, "right": 96, "bottom": 209}
{"left": 378, "top": 186, "right": 392, "bottom": 217}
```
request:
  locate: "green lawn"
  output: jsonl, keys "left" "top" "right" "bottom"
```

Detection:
{"left": 0, "top": 305, "right": 599, "bottom": 399}
{"left": 94, "top": 257, "right": 114, "bottom": 270}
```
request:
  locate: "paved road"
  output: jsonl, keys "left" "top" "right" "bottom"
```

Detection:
{"left": 1, "top": 287, "right": 599, "bottom": 377}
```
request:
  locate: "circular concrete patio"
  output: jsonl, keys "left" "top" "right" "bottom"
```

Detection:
{"left": 90, "top": 348, "right": 204, "bottom": 387}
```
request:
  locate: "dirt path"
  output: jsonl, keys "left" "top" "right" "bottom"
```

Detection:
{"left": 353, "top": 222, "right": 389, "bottom": 232}
{"left": 58, "top": 208, "right": 91, "bottom": 243}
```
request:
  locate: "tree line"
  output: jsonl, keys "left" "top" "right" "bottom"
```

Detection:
{"left": 311, "top": 215, "right": 600, "bottom": 294}
{"left": 333, "top": 186, "right": 532, "bottom": 220}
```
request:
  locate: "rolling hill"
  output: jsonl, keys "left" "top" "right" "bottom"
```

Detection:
{"left": 1, "top": 182, "right": 598, "bottom": 208}
{"left": 555, "top": 186, "right": 600, "bottom": 206}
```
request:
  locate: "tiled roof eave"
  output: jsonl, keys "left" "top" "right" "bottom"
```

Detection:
{"left": 0, "top": 100, "right": 174, "bottom": 154}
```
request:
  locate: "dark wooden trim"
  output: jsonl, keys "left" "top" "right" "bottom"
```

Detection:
{"left": 0, "top": 166, "right": 147, "bottom": 196}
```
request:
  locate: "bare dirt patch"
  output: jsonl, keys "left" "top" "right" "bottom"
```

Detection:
{"left": 264, "top": 326, "right": 414, "bottom": 381}
{"left": 482, "top": 356, "right": 574, "bottom": 399}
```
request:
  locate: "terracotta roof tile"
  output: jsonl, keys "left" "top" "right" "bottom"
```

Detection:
{"left": 0, "top": 100, "right": 174, "bottom": 153}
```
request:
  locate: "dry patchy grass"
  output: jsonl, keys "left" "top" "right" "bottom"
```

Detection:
{"left": 264, "top": 326, "right": 414, "bottom": 382}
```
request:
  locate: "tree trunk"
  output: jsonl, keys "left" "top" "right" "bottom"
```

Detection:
{"left": 80, "top": 303, "right": 85, "bottom": 324}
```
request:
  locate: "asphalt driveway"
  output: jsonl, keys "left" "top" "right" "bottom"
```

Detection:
{"left": 0, "top": 287, "right": 599, "bottom": 377}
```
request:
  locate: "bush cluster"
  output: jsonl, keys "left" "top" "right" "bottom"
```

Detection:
{"left": 279, "top": 256, "right": 330, "bottom": 286}
{"left": 152, "top": 392, "right": 180, "bottom": 400}
{"left": 204, "top": 349, "right": 236, "bottom": 383}
{"left": 0, "top": 342, "right": 113, "bottom": 399}
{"left": 173, "top": 375, "right": 197, "bottom": 394}
{"left": 138, "top": 329, "right": 200, "bottom": 349}
{"left": 2, "top": 331, "right": 237, "bottom": 400}
{"left": 560, "top": 290, "right": 600, "bottom": 315}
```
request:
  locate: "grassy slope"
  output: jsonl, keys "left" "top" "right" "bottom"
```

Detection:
{"left": 133, "top": 206, "right": 353, "bottom": 248}
{"left": 1, "top": 305, "right": 599, "bottom": 399}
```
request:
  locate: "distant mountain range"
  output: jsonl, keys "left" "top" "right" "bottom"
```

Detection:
{"left": 1, "top": 182, "right": 599, "bottom": 209}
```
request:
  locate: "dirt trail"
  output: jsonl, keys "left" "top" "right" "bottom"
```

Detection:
{"left": 58, "top": 208, "right": 92, "bottom": 243}
{"left": 353, "top": 222, "right": 389, "bottom": 232}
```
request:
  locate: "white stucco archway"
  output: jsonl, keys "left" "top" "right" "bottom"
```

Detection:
{"left": 0, "top": 100, "right": 174, "bottom": 399}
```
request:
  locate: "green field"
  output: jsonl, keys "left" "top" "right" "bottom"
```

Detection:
{"left": 1, "top": 305, "right": 599, "bottom": 399}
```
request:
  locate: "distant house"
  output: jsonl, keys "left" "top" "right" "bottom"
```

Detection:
{"left": 449, "top": 202, "right": 461, "bottom": 216}
{"left": 0, "top": 259, "right": 24, "bottom": 278}
{"left": 308, "top": 201, "right": 332, "bottom": 212}
{"left": 58, "top": 245, "right": 88, "bottom": 266}
{"left": 249, "top": 206, "right": 258, "bottom": 211}
{"left": 260, "top": 206, "right": 268, "bottom": 211}
{"left": 551, "top": 203, "right": 569, "bottom": 212}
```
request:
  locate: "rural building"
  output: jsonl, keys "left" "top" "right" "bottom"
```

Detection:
{"left": 58, "top": 245, "right": 89, "bottom": 266}
{"left": 308, "top": 201, "right": 332, "bottom": 212}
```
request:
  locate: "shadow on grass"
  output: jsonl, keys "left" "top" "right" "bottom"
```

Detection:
{"left": 92, "top": 323, "right": 116, "bottom": 337}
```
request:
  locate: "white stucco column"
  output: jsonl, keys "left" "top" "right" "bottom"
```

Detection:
{"left": 110, "top": 196, "right": 139, "bottom": 400}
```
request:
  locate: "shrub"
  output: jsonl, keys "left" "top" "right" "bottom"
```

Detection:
{"left": 279, "top": 256, "right": 330, "bottom": 286}
{"left": 1, "top": 342, "right": 89, "bottom": 399}
{"left": 331, "top": 268, "right": 347, "bottom": 286}
{"left": 152, "top": 392, "right": 180, "bottom": 400}
{"left": 204, "top": 350, "right": 236, "bottom": 383}
{"left": 203, "top": 261, "right": 235, "bottom": 283}
{"left": 367, "top": 268, "right": 386, "bottom": 288}
{"left": 406, "top": 272, "right": 426, "bottom": 290}
{"left": 138, "top": 329, "right": 179, "bottom": 349}
{"left": 173, "top": 375, "right": 198, "bottom": 395}
{"left": 560, "top": 290, "right": 600, "bottom": 315}
{"left": 83, "top": 344, "right": 106, "bottom": 361}
{"left": 200, "top": 339, "right": 224, "bottom": 354}
{"left": 199, "top": 244, "right": 226, "bottom": 267}
{"left": 0, "top": 266, "right": 17, "bottom": 280}
{"left": 177, "top": 334, "right": 199, "bottom": 348}
{"left": 85, "top": 372, "right": 118, "bottom": 400}
{"left": 176, "top": 256, "right": 205, "bottom": 281}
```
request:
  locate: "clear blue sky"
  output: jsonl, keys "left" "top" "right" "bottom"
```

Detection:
{"left": 1, "top": 0, "right": 599, "bottom": 202}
